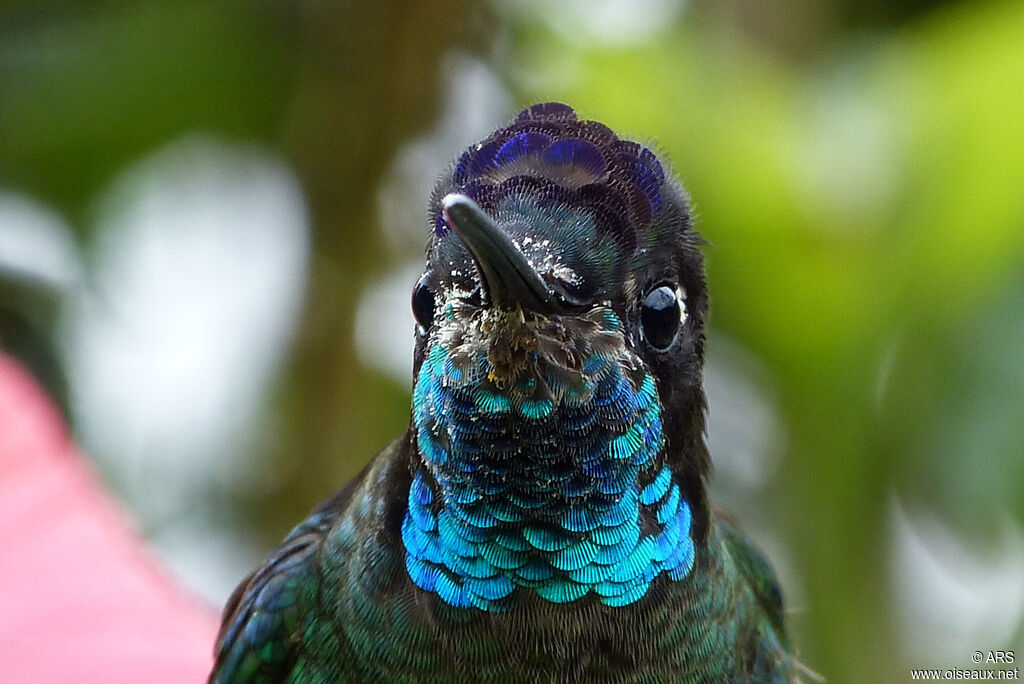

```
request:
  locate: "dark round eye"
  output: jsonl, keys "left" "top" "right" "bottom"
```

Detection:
{"left": 412, "top": 275, "right": 436, "bottom": 332}
{"left": 640, "top": 284, "right": 683, "bottom": 350}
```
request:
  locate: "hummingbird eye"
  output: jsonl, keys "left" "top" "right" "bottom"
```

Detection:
{"left": 412, "top": 275, "right": 436, "bottom": 333}
{"left": 640, "top": 284, "right": 685, "bottom": 351}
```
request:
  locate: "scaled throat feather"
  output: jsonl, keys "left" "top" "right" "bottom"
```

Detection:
{"left": 404, "top": 302, "right": 696, "bottom": 610}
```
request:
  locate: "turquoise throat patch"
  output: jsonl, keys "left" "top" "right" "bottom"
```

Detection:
{"left": 403, "top": 312, "right": 695, "bottom": 611}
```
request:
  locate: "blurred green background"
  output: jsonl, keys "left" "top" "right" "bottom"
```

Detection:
{"left": 2, "top": 0, "right": 1022, "bottom": 680}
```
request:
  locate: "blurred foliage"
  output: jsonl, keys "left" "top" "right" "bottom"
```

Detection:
{"left": 2, "top": 0, "right": 1022, "bottom": 681}
{"left": 0, "top": 1, "right": 296, "bottom": 225}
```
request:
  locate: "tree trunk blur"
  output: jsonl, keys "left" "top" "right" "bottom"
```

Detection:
{"left": 261, "top": 2, "right": 495, "bottom": 535}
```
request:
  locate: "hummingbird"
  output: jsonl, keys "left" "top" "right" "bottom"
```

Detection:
{"left": 210, "top": 102, "right": 796, "bottom": 683}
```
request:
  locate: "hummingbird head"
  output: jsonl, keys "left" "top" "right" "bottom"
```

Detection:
{"left": 411, "top": 102, "right": 709, "bottom": 481}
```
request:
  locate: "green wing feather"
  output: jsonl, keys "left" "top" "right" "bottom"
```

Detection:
{"left": 714, "top": 511, "right": 793, "bottom": 682}
{"left": 209, "top": 481, "right": 362, "bottom": 684}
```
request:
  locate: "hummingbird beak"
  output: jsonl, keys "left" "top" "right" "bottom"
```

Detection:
{"left": 442, "top": 193, "right": 585, "bottom": 315}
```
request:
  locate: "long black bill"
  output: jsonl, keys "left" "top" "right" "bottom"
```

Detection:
{"left": 443, "top": 193, "right": 584, "bottom": 315}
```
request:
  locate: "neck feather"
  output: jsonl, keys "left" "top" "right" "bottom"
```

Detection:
{"left": 401, "top": 329, "right": 696, "bottom": 611}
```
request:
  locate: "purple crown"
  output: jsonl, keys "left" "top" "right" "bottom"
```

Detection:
{"left": 435, "top": 103, "right": 667, "bottom": 251}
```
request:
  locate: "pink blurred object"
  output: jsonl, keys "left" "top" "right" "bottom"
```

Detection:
{"left": 0, "top": 353, "right": 218, "bottom": 682}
